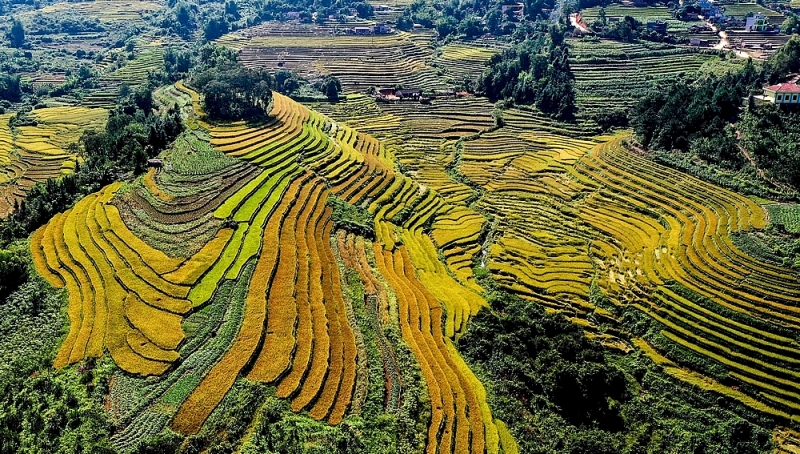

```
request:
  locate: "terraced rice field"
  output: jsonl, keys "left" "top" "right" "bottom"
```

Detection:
{"left": 104, "top": 48, "right": 165, "bottom": 86}
{"left": 26, "top": 58, "right": 800, "bottom": 446}
{"left": 33, "top": 0, "right": 163, "bottom": 23}
{"left": 217, "top": 24, "right": 452, "bottom": 92}
{"left": 434, "top": 43, "right": 501, "bottom": 82}
{"left": 581, "top": 6, "right": 693, "bottom": 33}
{"left": 0, "top": 106, "right": 107, "bottom": 216}
{"left": 31, "top": 84, "right": 514, "bottom": 452}
{"left": 721, "top": 3, "right": 784, "bottom": 23}
{"left": 315, "top": 91, "right": 800, "bottom": 421}
{"left": 468, "top": 132, "right": 800, "bottom": 418}
{"left": 568, "top": 39, "right": 719, "bottom": 117}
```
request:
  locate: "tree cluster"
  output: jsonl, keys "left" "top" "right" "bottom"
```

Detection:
{"left": 589, "top": 13, "right": 677, "bottom": 44}
{"left": 630, "top": 62, "right": 758, "bottom": 154}
{"left": 0, "top": 73, "right": 22, "bottom": 103}
{"left": 162, "top": 1, "right": 198, "bottom": 39}
{"left": 191, "top": 61, "right": 274, "bottom": 121}
{"left": 478, "top": 28, "right": 576, "bottom": 119}
{"left": 739, "top": 104, "right": 800, "bottom": 188}
{"left": 764, "top": 35, "right": 800, "bottom": 83}
{"left": 6, "top": 17, "right": 23, "bottom": 48}
{"left": 396, "top": 0, "right": 548, "bottom": 38}
{"left": 240, "top": 0, "right": 374, "bottom": 27}
{"left": 26, "top": 14, "right": 104, "bottom": 35}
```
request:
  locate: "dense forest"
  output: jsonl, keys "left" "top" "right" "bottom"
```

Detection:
{"left": 478, "top": 25, "right": 576, "bottom": 119}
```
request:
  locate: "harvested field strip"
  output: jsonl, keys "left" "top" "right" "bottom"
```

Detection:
{"left": 375, "top": 243, "right": 493, "bottom": 454}
{"left": 275, "top": 183, "right": 326, "bottom": 399}
{"left": 337, "top": 232, "right": 402, "bottom": 410}
{"left": 104, "top": 202, "right": 187, "bottom": 273}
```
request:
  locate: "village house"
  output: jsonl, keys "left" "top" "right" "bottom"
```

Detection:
{"left": 374, "top": 87, "right": 424, "bottom": 102}
{"left": 285, "top": 11, "right": 301, "bottom": 20}
{"left": 353, "top": 26, "right": 371, "bottom": 35}
{"left": 396, "top": 88, "right": 422, "bottom": 100}
{"left": 763, "top": 83, "right": 800, "bottom": 104}
{"left": 688, "top": 24, "right": 713, "bottom": 33}
{"left": 374, "top": 4, "right": 391, "bottom": 11}
{"left": 501, "top": 3, "right": 524, "bottom": 17}
{"left": 745, "top": 13, "right": 771, "bottom": 32}
{"left": 372, "top": 23, "right": 391, "bottom": 34}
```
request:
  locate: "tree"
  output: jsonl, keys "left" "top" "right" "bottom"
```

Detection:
{"left": 352, "top": 1, "right": 373, "bottom": 17}
{"left": 435, "top": 16, "right": 458, "bottom": 38}
{"left": 192, "top": 61, "right": 275, "bottom": 120}
{"left": 459, "top": 16, "right": 483, "bottom": 37}
{"left": 766, "top": 35, "right": 800, "bottom": 82}
{"left": 320, "top": 76, "right": 342, "bottom": 101}
{"left": 204, "top": 16, "right": 229, "bottom": 40}
{"left": 781, "top": 13, "right": 800, "bottom": 35}
{"left": 0, "top": 74, "right": 22, "bottom": 102}
{"left": 0, "top": 244, "right": 28, "bottom": 301}
{"left": 8, "top": 18, "right": 24, "bottom": 48}
{"left": 274, "top": 69, "right": 300, "bottom": 94}
{"left": 225, "top": 0, "right": 240, "bottom": 20}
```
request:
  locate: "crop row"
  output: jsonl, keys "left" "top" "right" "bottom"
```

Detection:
{"left": 375, "top": 244, "right": 501, "bottom": 454}
{"left": 571, "top": 139, "right": 800, "bottom": 414}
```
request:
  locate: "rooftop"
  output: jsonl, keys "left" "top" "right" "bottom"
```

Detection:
{"left": 765, "top": 82, "right": 800, "bottom": 93}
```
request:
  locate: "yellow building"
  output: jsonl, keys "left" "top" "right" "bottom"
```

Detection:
{"left": 764, "top": 83, "right": 800, "bottom": 104}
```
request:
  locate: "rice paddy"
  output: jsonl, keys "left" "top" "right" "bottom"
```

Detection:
{"left": 19, "top": 24, "right": 800, "bottom": 451}
{"left": 0, "top": 106, "right": 107, "bottom": 216}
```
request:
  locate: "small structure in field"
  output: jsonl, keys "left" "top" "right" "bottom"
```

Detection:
{"left": 396, "top": 88, "right": 422, "bottom": 100}
{"left": 147, "top": 159, "right": 163, "bottom": 169}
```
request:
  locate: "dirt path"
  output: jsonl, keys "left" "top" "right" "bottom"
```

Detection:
{"left": 714, "top": 28, "right": 755, "bottom": 58}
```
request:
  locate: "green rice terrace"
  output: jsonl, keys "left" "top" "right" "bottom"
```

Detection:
{"left": 1, "top": 0, "right": 800, "bottom": 452}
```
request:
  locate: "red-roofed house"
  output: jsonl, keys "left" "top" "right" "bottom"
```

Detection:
{"left": 764, "top": 83, "right": 800, "bottom": 104}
